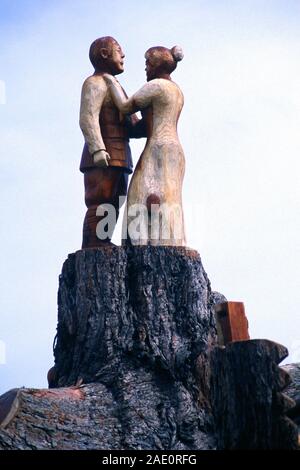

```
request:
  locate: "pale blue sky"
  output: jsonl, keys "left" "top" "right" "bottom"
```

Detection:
{"left": 1, "top": 0, "right": 300, "bottom": 394}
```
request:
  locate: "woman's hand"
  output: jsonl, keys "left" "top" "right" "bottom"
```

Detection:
{"left": 103, "top": 73, "right": 118, "bottom": 86}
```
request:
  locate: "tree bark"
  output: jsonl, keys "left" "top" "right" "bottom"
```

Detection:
{"left": 210, "top": 339, "right": 299, "bottom": 449}
{"left": 0, "top": 247, "right": 298, "bottom": 450}
{"left": 0, "top": 247, "right": 222, "bottom": 450}
{"left": 53, "top": 247, "right": 220, "bottom": 391}
{"left": 283, "top": 363, "right": 300, "bottom": 437}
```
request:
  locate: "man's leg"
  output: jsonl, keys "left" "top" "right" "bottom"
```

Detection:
{"left": 82, "top": 167, "right": 125, "bottom": 249}
{"left": 112, "top": 171, "right": 130, "bottom": 245}
{"left": 111, "top": 170, "right": 129, "bottom": 221}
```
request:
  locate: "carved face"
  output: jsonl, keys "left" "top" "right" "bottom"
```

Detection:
{"left": 145, "top": 54, "right": 158, "bottom": 81}
{"left": 106, "top": 41, "right": 125, "bottom": 75}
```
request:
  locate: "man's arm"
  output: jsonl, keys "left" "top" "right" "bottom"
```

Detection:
{"left": 79, "top": 76, "right": 110, "bottom": 166}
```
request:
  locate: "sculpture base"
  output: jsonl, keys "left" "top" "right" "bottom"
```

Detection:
{"left": 50, "top": 246, "right": 222, "bottom": 449}
{"left": 0, "top": 247, "right": 297, "bottom": 450}
{"left": 53, "top": 246, "right": 221, "bottom": 388}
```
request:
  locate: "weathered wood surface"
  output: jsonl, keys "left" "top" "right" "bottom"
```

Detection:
{"left": 210, "top": 340, "right": 299, "bottom": 449}
{"left": 214, "top": 301, "right": 250, "bottom": 345}
{"left": 0, "top": 362, "right": 299, "bottom": 450}
{"left": 1, "top": 247, "right": 298, "bottom": 450}
{"left": 53, "top": 247, "right": 220, "bottom": 391}
{"left": 0, "top": 247, "right": 221, "bottom": 450}
{"left": 283, "top": 363, "right": 300, "bottom": 437}
{"left": 2, "top": 384, "right": 211, "bottom": 450}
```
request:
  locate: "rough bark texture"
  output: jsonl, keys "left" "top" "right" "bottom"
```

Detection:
{"left": 0, "top": 383, "right": 214, "bottom": 451}
{"left": 0, "top": 363, "right": 299, "bottom": 450}
{"left": 210, "top": 340, "right": 299, "bottom": 449}
{"left": 50, "top": 246, "right": 221, "bottom": 449}
{"left": 53, "top": 247, "right": 220, "bottom": 390}
{"left": 0, "top": 247, "right": 298, "bottom": 450}
{"left": 0, "top": 247, "right": 222, "bottom": 450}
{"left": 283, "top": 363, "right": 300, "bottom": 436}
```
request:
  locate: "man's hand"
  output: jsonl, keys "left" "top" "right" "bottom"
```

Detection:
{"left": 93, "top": 149, "right": 111, "bottom": 167}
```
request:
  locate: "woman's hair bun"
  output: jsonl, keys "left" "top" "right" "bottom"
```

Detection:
{"left": 171, "top": 45, "right": 184, "bottom": 62}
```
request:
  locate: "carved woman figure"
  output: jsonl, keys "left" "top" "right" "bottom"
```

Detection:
{"left": 104, "top": 45, "right": 186, "bottom": 246}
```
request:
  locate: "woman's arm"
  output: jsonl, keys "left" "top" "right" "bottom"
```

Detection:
{"left": 103, "top": 74, "right": 138, "bottom": 114}
{"left": 104, "top": 74, "right": 162, "bottom": 114}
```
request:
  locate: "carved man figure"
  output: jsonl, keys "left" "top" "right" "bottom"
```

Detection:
{"left": 79, "top": 36, "right": 144, "bottom": 248}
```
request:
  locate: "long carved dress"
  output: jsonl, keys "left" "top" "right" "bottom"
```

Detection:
{"left": 110, "top": 78, "right": 186, "bottom": 246}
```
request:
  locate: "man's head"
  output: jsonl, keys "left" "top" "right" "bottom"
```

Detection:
{"left": 89, "top": 36, "right": 125, "bottom": 75}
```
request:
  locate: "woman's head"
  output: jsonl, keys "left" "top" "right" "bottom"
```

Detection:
{"left": 145, "top": 45, "right": 184, "bottom": 81}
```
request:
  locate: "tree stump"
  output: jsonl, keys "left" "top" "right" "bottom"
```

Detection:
{"left": 0, "top": 246, "right": 298, "bottom": 450}
{"left": 47, "top": 246, "right": 220, "bottom": 449}
{"left": 283, "top": 363, "right": 300, "bottom": 439}
{"left": 210, "top": 339, "right": 299, "bottom": 449}
{"left": 53, "top": 247, "right": 220, "bottom": 389}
